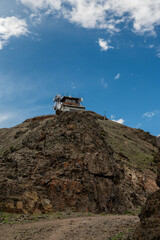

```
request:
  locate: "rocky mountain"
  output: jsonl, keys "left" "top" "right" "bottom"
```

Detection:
{"left": 0, "top": 111, "right": 159, "bottom": 214}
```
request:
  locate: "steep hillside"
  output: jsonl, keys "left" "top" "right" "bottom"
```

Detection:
{"left": 128, "top": 153, "right": 160, "bottom": 240}
{"left": 0, "top": 111, "right": 159, "bottom": 214}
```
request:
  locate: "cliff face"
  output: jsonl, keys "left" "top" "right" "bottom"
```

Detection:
{"left": 128, "top": 153, "right": 160, "bottom": 240}
{"left": 0, "top": 111, "right": 159, "bottom": 214}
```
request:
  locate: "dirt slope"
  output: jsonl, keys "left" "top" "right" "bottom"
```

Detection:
{"left": 0, "top": 111, "right": 159, "bottom": 214}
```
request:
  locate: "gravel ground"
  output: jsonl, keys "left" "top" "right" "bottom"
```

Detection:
{"left": 0, "top": 214, "right": 139, "bottom": 240}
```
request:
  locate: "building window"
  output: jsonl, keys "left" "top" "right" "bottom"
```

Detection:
{"left": 66, "top": 99, "right": 76, "bottom": 103}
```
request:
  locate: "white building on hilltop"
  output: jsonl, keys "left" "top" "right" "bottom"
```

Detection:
{"left": 53, "top": 95, "right": 85, "bottom": 114}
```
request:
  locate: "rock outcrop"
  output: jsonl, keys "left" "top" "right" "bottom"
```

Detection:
{"left": 0, "top": 111, "right": 159, "bottom": 214}
{"left": 128, "top": 153, "right": 160, "bottom": 240}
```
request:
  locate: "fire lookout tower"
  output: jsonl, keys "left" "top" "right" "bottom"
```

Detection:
{"left": 53, "top": 95, "right": 85, "bottom": 114}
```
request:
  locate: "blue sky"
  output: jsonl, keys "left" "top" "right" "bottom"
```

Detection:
{"left": 0, "top": 0, "right": 160, "bottom": 136}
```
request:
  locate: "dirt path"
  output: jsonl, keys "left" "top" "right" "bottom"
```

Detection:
{"left": 0, "top": 215, "right": 139, "bottom": 240}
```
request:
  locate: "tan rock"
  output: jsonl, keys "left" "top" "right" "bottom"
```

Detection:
{"left": 16, "top": 201, "right": 23, "bottom": 210}
{"left": 6, "top": 202, "right": 14, "bottom": 210}
{"left": 24, "top": 191, "right": 39, "bottom": 202}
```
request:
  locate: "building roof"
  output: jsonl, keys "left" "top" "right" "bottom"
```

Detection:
{"left": 60, "top": 96, "right": 82, "bottom": 102}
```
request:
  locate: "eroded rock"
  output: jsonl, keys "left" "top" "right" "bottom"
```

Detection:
{"left": 0, "top": 111, "right": 159, "bottom": 214}
{"left": 127, "top": 146, "right": 160, "bottom": 240}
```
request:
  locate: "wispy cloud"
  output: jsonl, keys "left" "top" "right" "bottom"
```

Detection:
{"left": 0, "top": 112, "right": 19, "bottom": 128}
{"left": 0, "top": 16, "right": 28, "bottom": 50}
{"left": 0, "top": 103, "right": 52, "bottom": 128}
{"left": 0, "top": 114, "right": 9, "bottom": 124}
{"left": 19, "top": 0, "right": 160, "bottom": 35}
{"left": 135, "top": 123, "right": 142, "bottom": 129}
{"left": 101, "top": 78, "right": 108, "bottom": 89}
{"left": 157, "top": 52, "right": 160, "bottom": 58}
{"left": 143, "top": 110, "right": 160, "bottom": 120}
{"left": 114, "top": 73, "right": 120, "bottom": 79}
{"left": 0, "top": 73, "right": 36, "bottom": 101}
{"left": 111, "top": 115, "right": 125, "bottom": 124}
{"left": 71, "top": 82, "right": 76, "bottom": 90}
{"left": 148, "top": 44, "right": 154, "bottom": 49}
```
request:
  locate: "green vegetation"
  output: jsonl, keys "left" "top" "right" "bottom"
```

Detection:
{"left": 123, "top": 207, "right": 141, "bottom": 216}
{"left": 110, "top": 232, "right": 124, "bottom": 240}
{"left": 99, "top": 212, "right": 106, "bottom": 215}
{"left": 0, "top": 211, "right": 95, "bottom": 225}
{"left": 9, "top": 145, "right": 16, "bottom": 152}
{"left": 100, "top": 131, "right": 106, "bottom": 136}
{"left": 0, "top": 150, "right": 4, "bottom": 157}
{"left": 99, "top": 119, "right": 158, "bottom": 171}
{"left": 0, "top": 211, "right": 50, "bottom": 224}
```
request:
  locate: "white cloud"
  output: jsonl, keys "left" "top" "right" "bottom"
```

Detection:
{"left": 101, "top": 78, "right": 108, "bottom": 88}
{"left": 157, "top": 134, "right": 160, "bottom": 137}
{"left": 98, "top": 38, "right": 114, "bottom": 51}
{"left": 112, "top": 118, "right": 125, "bottom": 124}
{"left": 0, "top": 16, "right": 28, "bottom": 49}
{"left": 143, "top": 110, "right": 160, "bottom": 119}
{"left": 0, "top": 42, "right": 3, "bottom": 50}
{"left": 114, "top": 73, "right": 120, "bottom": 79}
{"left": 19, "top": 0, "right": 160, "bottom": 35}
{"left": 20, "top": 0, "right": 62, "bottom": 10}
{"left": 111, "top": 115, "right": 125, "bottom": 124}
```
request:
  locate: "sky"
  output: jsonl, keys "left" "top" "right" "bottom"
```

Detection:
{"left": 0, "top": 0, "right": 160, "bottom": 136}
